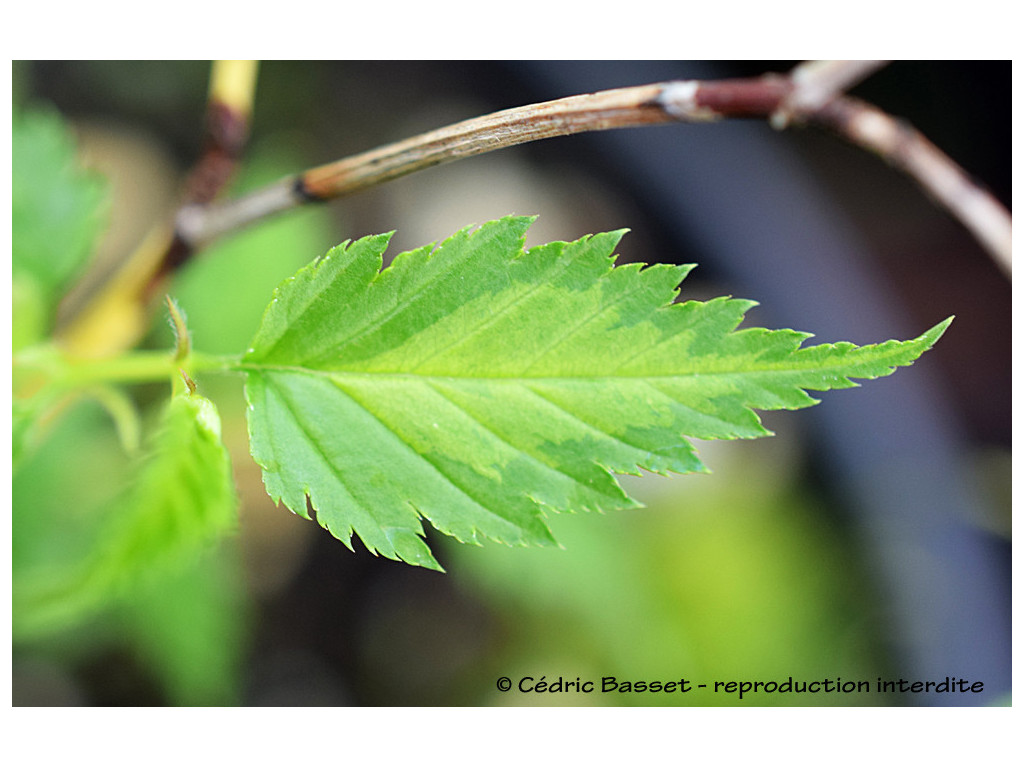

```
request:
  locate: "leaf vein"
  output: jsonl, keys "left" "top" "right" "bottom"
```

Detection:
{"left": 261, "top": 373, "right": 363, "bottom": 517}
{"left": 324, "top": 227, "right": 510, "bottom": 361}
{"left": 518, "top": 277, "right": 656, "bottom": 375}
{"left": 426, "top": 380, "right": 595, "bottom": 493}
{"left": 330, "top": 377, "right": 539, "bottom": 539}
{"left": 408, "top": 247, "right": 574, "bottom": 373}
{"left": 523, "top": 384, "right": 680, "bottom": 461}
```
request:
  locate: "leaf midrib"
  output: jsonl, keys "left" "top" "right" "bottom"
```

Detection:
{"left": 235, "top": 354, "right": 896, "bottom": 382}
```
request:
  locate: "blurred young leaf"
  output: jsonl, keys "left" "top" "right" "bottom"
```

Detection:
{"left": 14, "top": 393, "right": 237, "bottom": 638}
{"left": 13, "top": 400, "right": 130, "bottom": 585}
{"left": 12, "top": 393, "right": 53, "bottom": 470}
{"left": 242, "top": 216, "right": 950, "bottom": 570}
{"left": 12, "top": 104, "right": 107, "bottom": 348}
{"left": 120, "top": 544, "right": 248, "bottom": 706}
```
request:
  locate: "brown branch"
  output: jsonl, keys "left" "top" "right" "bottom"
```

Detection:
{"left": 174, "top": 62, "right": 883, "bottom": 247}
{"left": 813, "top": 96, "right": 1011, "bottom": 276}
{"left": 175, "top": 77, "right": 795, "bottom": 249}
{"left": 177, "top": 62, "right": 1009, "bottom": 280}
{"left": 782, "top": 60, "right": 891, "bottom": 116}
{"left": 154, "top": 60, "right": 257, "bottom": 281}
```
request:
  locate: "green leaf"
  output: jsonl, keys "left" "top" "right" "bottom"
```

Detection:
{"left": 14, "top": 393, "right": 237, "bottom": 638}
{"left": 12, "top": 104, "right": 107, "bottom": 348}
{"left": 119, "top": 545, "right": 248, "bottom": 706}
{"left": 242, "top": 216, "right": 950, "bottom": 570}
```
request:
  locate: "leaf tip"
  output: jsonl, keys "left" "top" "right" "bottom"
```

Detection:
{"left": 384, "top": 526, "right": 445, "bottom": 571}
{"left": 926, "top": 315, "right": 954, "bottom": 343}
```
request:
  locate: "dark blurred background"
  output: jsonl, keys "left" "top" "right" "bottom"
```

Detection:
{"left": 12, "top": 61, "right": 1010, "bottom": 706}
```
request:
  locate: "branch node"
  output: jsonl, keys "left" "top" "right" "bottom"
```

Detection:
{"left": 657, "top": 81, "right": 717, "bottom": 121}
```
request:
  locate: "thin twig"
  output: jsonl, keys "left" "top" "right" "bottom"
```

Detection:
{"left": 782, "top": 60, "right": 1011, "bottom": 275}
{"left": 174, "top": 81, "right": 707, "bottom": 248}
{"left": 185, "top": 60, "right": 887, "bottom": 244}
{"left": 783, "top": 60, "right": 890, "bottom": 116}
{"left": 812, "top": 95, "right": 1011, "bottom": 276}
{"left": 176, "top": 63, "right": 1009, "bottom": 279}
{"left": 178, "top": 76, "right": 816, "bottom": 249}
{"left": 159, "top": 60, "right": 258, "bottom": 279}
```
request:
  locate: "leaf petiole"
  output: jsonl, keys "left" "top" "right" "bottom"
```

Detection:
{"left": 13, "top": 345, "right": 243, "bottom": 395}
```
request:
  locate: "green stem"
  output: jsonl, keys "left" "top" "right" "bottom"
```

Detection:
{"left": 14, "top": 345, "right": 243, "bottom": 394}
{"left": 187, "top": 351, "right": 245, "bottom": 376}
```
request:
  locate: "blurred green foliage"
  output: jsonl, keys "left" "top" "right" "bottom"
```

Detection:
{"left": 12, "top": 105, "right": 108, "bottom": 349}
{"left": 13, "top": 97, "right": 336, "bottom": 705}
